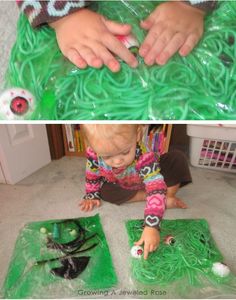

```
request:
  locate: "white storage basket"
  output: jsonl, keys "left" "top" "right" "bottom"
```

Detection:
{"left": 187, "top": 125, "right": 236, "bottom": 173}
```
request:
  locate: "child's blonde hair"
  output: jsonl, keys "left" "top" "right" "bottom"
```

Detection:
{"left": 81, "top": 124, "right": 144, "bottom": 147}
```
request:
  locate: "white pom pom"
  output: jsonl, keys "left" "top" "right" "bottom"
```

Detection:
{"left": 40, "top": 227, "right": 47, "bottom": 234}
{"left": 212, "top": 262, "right": 230, "bottom": 277}
{"left": 130, "top": 246, "right": 143, "bottom": 258}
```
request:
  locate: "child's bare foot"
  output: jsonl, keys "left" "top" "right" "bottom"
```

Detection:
{"left": 128, "top": 190, "right": 146, "bottom": 203}
{"left": 166, "top": 196, "right": 187, "bottom": 209}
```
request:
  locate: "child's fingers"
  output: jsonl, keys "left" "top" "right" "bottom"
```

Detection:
{"left": 179, "top": 33, "right": 199, "bottom": 56}
{"left": 103, "top": 34, "right": 138, "bottom": 68}
{"left": 90, "top": 42, "right": 120, "bottom": 72}
{"left": 80, "top": 200, "right": 93, "bottom": 211}
{"left": 149, "top": 244, "right": 155, "bottom": 252}
{"left": 83, "top": 203, "right": 91, "bottom": 212}
{"left": 80, "top": 200, "right": 100, "bottom": 211}
{"left": 156, "top": 32, "right": 185, "bottom": 65}
{"left": 79, "top": 203, "right": 87, "bottom": 211}
{"left": 144, "top": 28, "right": 175, "bottom": 65}
{"left": 139, "top": 23, "right": 164, "bottom": 58}
{"left": 106, "top": 59, "right": 122, "bottom": 73}
{"left": 143, "top": 244, "right": 150, "bottom": 260}
{"left": 78, "top": 200, "right": 85, "bottom": 207}
{"left": 77, "top": 46, "right": 103, "bottom": 68}
{"left": 103, "top": 18, "right": 131, "bottom": 36}
{"left": 87, "top": 201, "right": 94, "bottom": 211}
{"left": 134, "top": 237, "right": 144, "bottom": 246}
{"left": 95, "top": 200, "right": 101, "bottom": 207}
{"left": 140, "top": 11, "right": 157, "bottom": 30}
{"left": 153, "top": 245, "right": 158, "bottom": 252}
{"left": 66, "top": 48, "right": 87, "bottom": 69}
{"left": 140, "top": 19, "right": 152, "bottom": 30}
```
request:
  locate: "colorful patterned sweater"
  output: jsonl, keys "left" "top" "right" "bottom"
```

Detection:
{"left": 84, "top": 142, "right": 167, "bottom": 229}
{"left": 16, "top": 0, "right": 217, "bottom": 28}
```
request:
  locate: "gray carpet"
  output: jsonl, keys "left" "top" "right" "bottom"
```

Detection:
{"left": 0, "top": 1, "right": 18, "bottom": 90}
{"left": 0, "top": 156, "right": 236, "bottom": 298}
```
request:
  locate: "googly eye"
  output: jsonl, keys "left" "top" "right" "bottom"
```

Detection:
{"left": 0, "top": 88, "right": 35, "bottom": 120}
{"left": 130, "top": 245, "right": 143, "bottom": 258}
{"left": 164, "top": 235, "right": 176, "bottom": 245}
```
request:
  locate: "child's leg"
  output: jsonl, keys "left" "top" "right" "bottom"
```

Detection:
{"left": 166, "top": 184, "right": 187, "bottom": 209}
{"left": 127, "top": 189, "right": 146, "bottom": 202}
{"left": 127, "top": 186, "right": 187, "bottom": 209}
{"left": 129, "top": 150, "right": 191, "bottom": 208}
{"left": 101, "top": 182, "right": 146, "bottom": 204}
{"left": 101, "top": 150, "right": 191, "bottom": 207}
{"left": 160, "top": 150, "right": 192, "bottom": 209}
{"left": 101, "top": 182, "right": 138, "bottom": 205}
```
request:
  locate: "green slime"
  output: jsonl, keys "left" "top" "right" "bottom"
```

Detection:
{"left": 1, "top": 214, "right": 117, "bottom": 298}
{"left": 126, "top": 218, "right": 236, "bottom": 298}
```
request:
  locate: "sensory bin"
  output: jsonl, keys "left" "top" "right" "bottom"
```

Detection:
{"left": 1, "top": 214, "right": 117, "bottom": 298}
{"left": 2, "top": 1, "right": 236, "bottom": 120}
{"left": 126, "top": 218, "right": 236, "bottom": 298}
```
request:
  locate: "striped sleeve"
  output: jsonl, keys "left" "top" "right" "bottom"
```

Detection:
{"left": 136, "top": 150, "right": 167, "bottom": 230}
{"left": 184, "top": 0, "right": 217, "bottom": 12}
{"left": 16, "top": 0, "right": 91, "bottom": 27}
{"left": 84, "top": 147, "right": 102, "bottom": 201}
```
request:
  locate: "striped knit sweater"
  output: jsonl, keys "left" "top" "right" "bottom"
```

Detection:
{"left": 16, "top": 0, "right": 217, "bottom": 28}
{"left": 84, "top": 142, "right": 167, "bottom": 229}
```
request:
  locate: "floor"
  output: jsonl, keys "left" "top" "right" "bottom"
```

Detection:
{"left": 0, "top": 1, "right": 18, "bottom": 90}
{"left": 0, "top": 156, "right": 236, "bottom": 298}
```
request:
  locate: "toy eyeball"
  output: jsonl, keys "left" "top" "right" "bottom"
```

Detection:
{"left": 131, "top": 245, "right": 143, "bottom": 258}
{"left": 10, "top": 97, "right": 29, "bottom": 115}
{"left": 0, "top": 88, "right": 35, "bottom": 120}
{"left": 116, "top": 34, "right": 139, "bottom": 57}
{"left": 212, "top": 262, "right": 230, "bottom": 277}
{"left": 164, "top": 235, "right": 176, "bottom": 245}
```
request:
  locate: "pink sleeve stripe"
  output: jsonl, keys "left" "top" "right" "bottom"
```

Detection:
{"left": 145, "top": 194, "right": 166, "bottom": 217}
{"left": 86, "top": 171, "right": 101, "bottom": 180}
{"left": 86, "top": 147, "right": 98, "bottom": 160}
{"left": 136, "top": 152, "right": 156, "bottom": 170}
{"left": 145, "top": 180, "right": 167, "bottom": 191}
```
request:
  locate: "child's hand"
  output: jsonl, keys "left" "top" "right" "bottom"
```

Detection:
{"left": 79, "top": 198, "right": 101, "bottom": 212}
{"left": 139, "top": 2, "right": 205, "bottom": 65}
{"left": 50, "top": 9, "right": 138, "bottom": 72}
{"left": 135, "top": 226, "right": 160, "bottom": 259}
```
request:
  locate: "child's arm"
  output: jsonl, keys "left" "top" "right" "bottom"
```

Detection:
{"left": 139, "top": 0, "right": 217, "bottom": 66}
{"left": 50, "top": 9, "right": 138, "bottom": 72}
{"left": 136, "top": 151, "right": 167, "bottom": 259}
{"left": 17, "top": 1, "right": 138, "bottom": 72}
{"left": 79, "top": 147, "right": 102, "bottom": 212}
{"left": 16, "top": 0, "right": 89, "bottom": 27}
{"left": 135, "top": 226, "right": 160, "bottom": 260}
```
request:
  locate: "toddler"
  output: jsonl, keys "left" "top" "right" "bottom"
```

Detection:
{"left": 17, "top": 0, "right": 217, "bottom": 72}
{"left": 80, "top": 124, "right": 192, "bottom": 259}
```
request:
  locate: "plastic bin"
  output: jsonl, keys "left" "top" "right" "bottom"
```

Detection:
{"left": 187, "top": 125, "right": 236, "bottom": 173}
